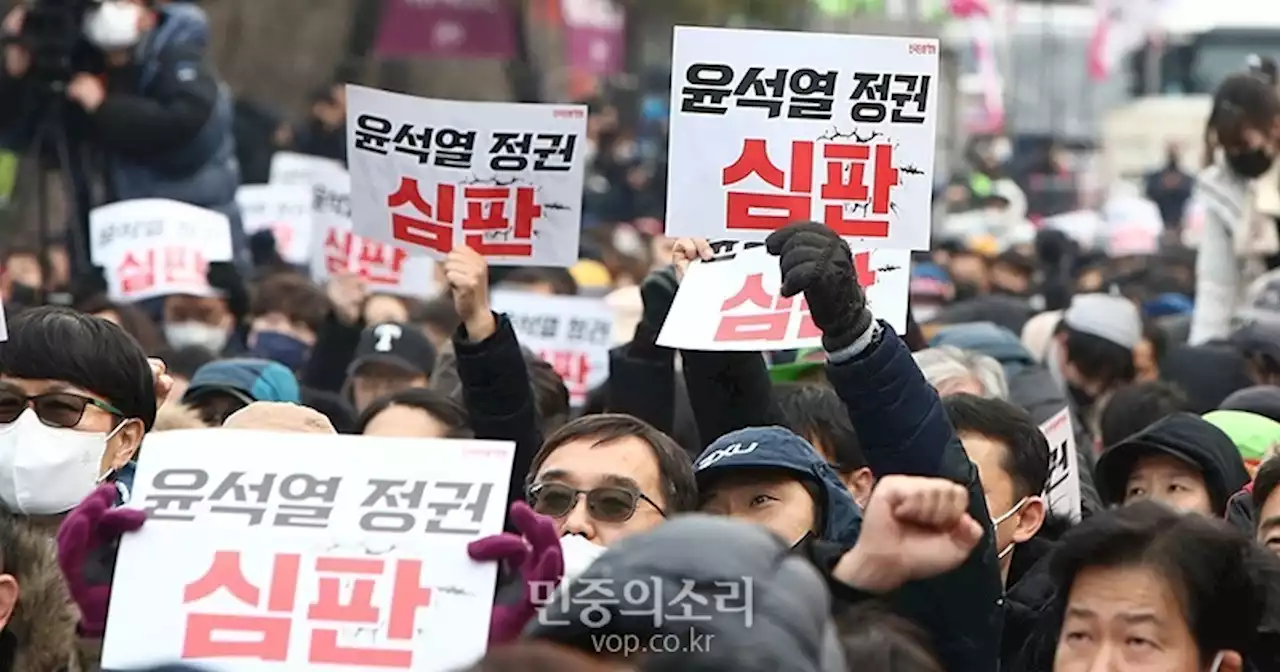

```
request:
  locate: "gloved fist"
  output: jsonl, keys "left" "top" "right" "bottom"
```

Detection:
{"left": 206, "top": 262, "right": 249, "bottom": 321}
{"left": 638, "top": 265, "right": 680, "bottom": 338}
{"left": 56, "top": 484, "right": 147, "bottom": 637}
{"left": 765, "top": 222, "right": 873, "bottom": 352}
{"left": 467, "top": 501, "right": 564, "bottom": 645}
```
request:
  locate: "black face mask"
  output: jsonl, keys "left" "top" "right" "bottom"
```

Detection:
{"left": 1226, "top": 148, "right": 1275, "bottom": 179}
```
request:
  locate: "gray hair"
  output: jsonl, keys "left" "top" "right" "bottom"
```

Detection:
{"left": 913, "top": 346, "right": 1010, "bottom": 400}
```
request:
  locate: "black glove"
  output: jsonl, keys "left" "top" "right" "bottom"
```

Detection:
{"left": 207, "top": 262, "right": 250, "bottom": 322}
{"left": 765, "top": 222, "right": 872, "bottom": 352}
{"left": 638, "top": 265, "right": 679, "bottom": 334}
{"left": 248, "top": 229, "right": 287, "bottom": 271}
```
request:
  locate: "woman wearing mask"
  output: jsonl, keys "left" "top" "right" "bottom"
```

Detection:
{"left": 1190, "top": 73, "right": 1280, "bottom": 345}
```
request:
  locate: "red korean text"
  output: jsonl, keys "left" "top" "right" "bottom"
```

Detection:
{"left": 714, "top": 252, "right": 879, "bottom": 343}
{"left": 388, "top": 177, "right": 543, "bottom": 258}
{"left": 116, "top": 247, "right": 210, "bottom": 296}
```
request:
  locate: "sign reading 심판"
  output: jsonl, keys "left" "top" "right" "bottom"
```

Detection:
{"left": 89, "top": 199, "right": 234, "bottom": 302}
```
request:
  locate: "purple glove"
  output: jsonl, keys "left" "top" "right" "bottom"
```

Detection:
{"left": 56, "top": 484, "right": 147, "bottom": 637}
{"left": 467, "top": 501, "right": 564, "bottom": 646}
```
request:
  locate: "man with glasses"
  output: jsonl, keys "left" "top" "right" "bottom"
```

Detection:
{"left": 0, "top": 307, "right": 156, "bottom": 519}
{"left": 525, "top": 413, "right": 698, "bottom": 547}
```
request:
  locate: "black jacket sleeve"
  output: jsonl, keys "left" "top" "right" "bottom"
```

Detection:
{"left": 454, "top": 314, "right": 542, "bottom": 510}
{"left": 92, "top": 45, "right": 218, "bottom": 160}
{"left": 681, "top": 349, "right": 786, "bottom": 445}
{"left": 605, "top": 332, "right": 677, "bottom": 436}
{"left": 301, "top": 312, "right": 364, "bottom": 394}
{"left": 826, "top": 323, "right": 1004, "bottom": 672}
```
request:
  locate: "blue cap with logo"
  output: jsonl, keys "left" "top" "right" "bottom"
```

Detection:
{"left": 182, "top": 358, "right": 301, "bottom": 405}
{"left": 694, "top": 427, "right": 862, "bottom": 545}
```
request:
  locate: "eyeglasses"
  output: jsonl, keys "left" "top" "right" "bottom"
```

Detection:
{"left": 527, "top": 482, "right": 666, "bottom": 523}
{"left": 0, "top": 389, "right": 122, "bottom": 429}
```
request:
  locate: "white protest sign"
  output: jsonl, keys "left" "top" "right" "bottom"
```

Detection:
{"left": 89, "top": 199, "right": 234, "bottom": 302}
{"left": 665, "top": 26, "right": 939, "bottom": 250}
{"left": 491, "top": 290, "right": 613, "bottom": 406}
{"left": 657, "top": 242, "right": 909, "bottom": 352}
{"left": 274, "top": 152, "right": 436, "bottom": 298}
{"left": 102, "top": 429, "right": 514, "bottom": 672}
{"left": 347, "top": 85, "right": 586, "bottom": 268}
{"left": 1043, "top": 210, "right": 1104, "bottom": 250}
{"left": 1102, "top": 195, "right": 1163, "bottom": 257}
{"left": 1039, "top": 407, "right": 1082, "bottom": 523}
{"left": 236, "top": 184, "right": 314, "bottom": 265}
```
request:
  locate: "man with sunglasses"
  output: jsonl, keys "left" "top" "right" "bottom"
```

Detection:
{"left": 525, "top": 413, "right": 698, "bottom": 548}
{"left": 0, "top": 307, "right": 156, "bottom": 519}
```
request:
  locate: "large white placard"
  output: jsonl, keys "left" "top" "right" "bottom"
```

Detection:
{"left": 102, "top": 429, "right": 514, "bottom": 672}
{"left": 665, "top": 27, "right": 938, "bottom": 250}
{"left": 236, "top": 184, "right": 315, "bottom": 265}
{"left": 1039, "top": 407, "right": 1083, "bottom": 523}
{"left": 491, "top": 290, "right": 613, "bottom": 406}
{"left": 657, "top": 241, "right": 909, "bottom": 352}
{"left": 347, "top": 85, "right": 586, "bottom": 268}
{"left": 89, "top": 199, "right": 234, "bottom": 302}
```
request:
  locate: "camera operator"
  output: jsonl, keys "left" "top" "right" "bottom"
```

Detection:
{"left": 0, "top": 0, "right": 243, "bottom": 267}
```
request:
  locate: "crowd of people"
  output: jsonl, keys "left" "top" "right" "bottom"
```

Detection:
{"left": 3, "top": 1, "right": 1280, "bottom": 672}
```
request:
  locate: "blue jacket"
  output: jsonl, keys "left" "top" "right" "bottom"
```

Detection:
{"left": 826, "top": 322, "right": 1003, "bottom": 672}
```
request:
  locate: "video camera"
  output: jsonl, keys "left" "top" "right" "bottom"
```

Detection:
{"left": 9, "top": 0, "right": 98, "bottom": 85}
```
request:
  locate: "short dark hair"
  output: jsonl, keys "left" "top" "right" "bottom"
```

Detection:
{"left": 1059, "top": 325, "right": 1137, "bottom": 390}
{"left": 530, "top": 414, "right": 698, "bottom": 514}
{"left": 1098, "top": 381, "right": 1190, "bottom": 448}
{"left": 1254, "top": 457, "right": 1280, "bottom": 520}
{"left": 357, "top": 387, "right": 473, "bottom": 438}
{"left": 250, "top": 273, "right": 329, "bottom": 333}
{"left": 0, "top": 307, "right": 156, "bottom": 430}
{"left": 1045, "top": 503, "right": 1265, "bottom": 667}
{"left": 772, "top": 383, "right": 867, "bottom": 472}
{"left": 73, "top": 295, "right": 167, "bottom": 354}
{"left": 500, "top": 268, "right": 578, "bottom": 296}
{"left": 943, "top": 394, "right": 1049, "bottom": 500}
{"left": 992, "top": 250, "right": 1035, "bottom": 278}
{"left": 526, "top": 355, "right": 571, "bottom": 436}
{"left": 838, "top": 604, "right": 943, "bottom": 672}
{"left": 1209, "top": 73, "right": 1280, "bottom": 152}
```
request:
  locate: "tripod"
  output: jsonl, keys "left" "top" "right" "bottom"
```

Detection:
{"left": 19, "top": 85, "right": 94, "bottom": 304}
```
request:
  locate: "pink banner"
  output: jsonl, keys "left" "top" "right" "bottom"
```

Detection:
{"left": 560, "top": 0, "right": 624, "bottom": 75}
{"left": 374, "top": 0, "right": 516, "bottom": 59}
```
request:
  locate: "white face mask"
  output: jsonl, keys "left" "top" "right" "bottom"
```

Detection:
{"left": 165, "top": 321, "right": 229, "bottom": 353}
{"left": 992, "top": 496, "right": 1030, "bottom": 560}
{"left": 559, "top": 534, "right": 606, "bottom": 582}
{"left": 0, "top": 410, "right": 123, "bottom": 514}
{"left": 84, "top": 1, "right": 145, "bottom": 51}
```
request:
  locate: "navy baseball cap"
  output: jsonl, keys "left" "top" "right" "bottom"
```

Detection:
{"left": 348, "top": 322, "right": 436, "bottom": 378}
{"left": 694, "top": 426, "right": 862, "bottom": 545}
{"left": 182, "top": 358, "right": 301, "bottom": 405}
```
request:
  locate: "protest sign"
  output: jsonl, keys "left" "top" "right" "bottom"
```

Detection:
{"left": 236, "top": 184, "right": 315, "bottom": 265}
{"left": 102, "top": 429, "right": 514, "bottom": 672}
{"left": 657, "top": 242, "right": 909, "bottom": 352}
{"left": 346, "top": 85, "right": 586, "bottom": 268}
{"left": 1039, "top": 407, "right": 1083, "bottom": 523}
{"left": 491, "top": 290, "right": 612, "bottom": 405}
{"left": 270, "top": 152, "right": 437, "bottom": 297}
{"left": 665, "top": 26, "right": 938, "bottom": 250}
{"left": 89, "top": 199, "right": 234, "bottom": 302}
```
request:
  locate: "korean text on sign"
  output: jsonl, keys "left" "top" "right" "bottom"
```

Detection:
{"left": 490, "top": 290, "right": 613, "bottom": 406}
{"left": 101, "top": 430, "right": 515, "bottom": 672}
{"left": 270, "top": 151, "right": 437, "bottom": 297}
{"left": 657, "top": 242, "right": 909, "bottom": 352}
{"left": 1039, "top": 407, "right": 1082, "bottom": 523}
{"left": 236, "top": 184, "right": 315, "bottom": 266}
{"left": 89, "top": 199, "right": 234, "bottom": 302}
{"left": 346, "top": 84, "right": 587, "bottom": 268}
{"left": 665, "top": 26, "right": 938, "bottom": 250}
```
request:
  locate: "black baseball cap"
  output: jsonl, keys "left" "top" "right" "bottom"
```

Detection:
{"left": 347, "top": 322, "right": 436, "bottom": 379}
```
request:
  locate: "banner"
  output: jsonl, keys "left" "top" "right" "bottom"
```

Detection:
{"left": 491, "top": 290, "right": 613, "bottom": 405}
{"left": 236, "top": 184, "right": 315, "bottom": 265}
{"left": 347, "top": 85, "right": 587, "bottom": 268}
{"left": 89, "top": 199, "right": 234, "bottom": 302}
{"left": 561, "top": 0, "right": 624, "bottom": 74}
{"left": 1039, "top": 407, "right": 1083, "bottom": 523}
{"left": 101, "top": 429, "right": 514, "bottom": 671}
{"left": 658, "top": 241, "right": 909, "bottom": 351}
{"left": 665, "top": 27, "right": 938, "bottom": 250}
{"left": 373, "top": 0, "right": 515, "bottom": 59}
{"left": 269, "top": 152, "right": 438, "bottom": 298}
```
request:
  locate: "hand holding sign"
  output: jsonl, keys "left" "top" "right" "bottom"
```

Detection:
{"left": 671, "top": 237, "right": 713, "bottom": 282}
{"left": 446, "top": 246, "right": 496, "bottom": 342}
{"left": 766, "top": 221, "right": 873, "bottom": 352}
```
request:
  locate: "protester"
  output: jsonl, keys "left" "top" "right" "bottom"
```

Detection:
{"left": 913, "top": 345, "right": 1009, "bottom": 398}
{"left": 180, "top": 358, "right": 299, "bottom": 426}
{"left": 358, "top": 387, "right": 472, "bottom": 438}
{"left": 344, "top": 321, "right": 436, "bottom": 414}
{"left": 771, "top": 383, "right": 874, "bottom": 507}
{"left": 1097, "top": 381, "right": 1191, "bottom": 449}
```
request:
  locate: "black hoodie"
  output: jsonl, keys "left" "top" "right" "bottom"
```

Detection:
{"left": 1094, "top": 413, "right": 1252, "bottom": 515}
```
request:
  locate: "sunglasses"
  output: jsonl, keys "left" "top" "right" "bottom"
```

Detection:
{"left": 0, "top": 389, "right": 122, "bottom": 429}
{"left": 527, "top": 482, "right": 666, "bottom": 523}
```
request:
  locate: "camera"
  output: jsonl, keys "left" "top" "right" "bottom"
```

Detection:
{"left": 15, "top": 0, "right": 98, "bottom": 84}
